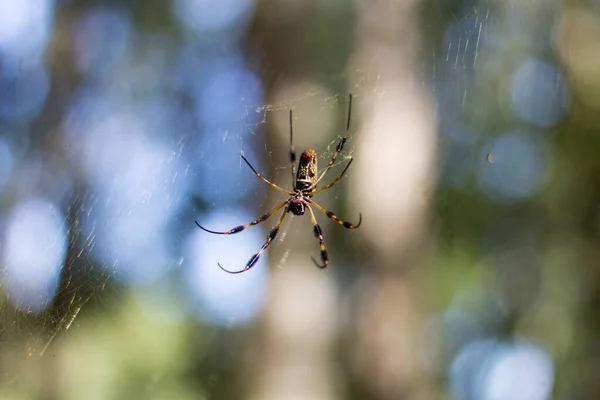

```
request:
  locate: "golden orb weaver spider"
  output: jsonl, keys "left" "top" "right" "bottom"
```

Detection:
{"left": 195, "top": 94, "right": 361, "bottom": 274}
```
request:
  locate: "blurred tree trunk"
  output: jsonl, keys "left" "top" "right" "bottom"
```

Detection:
{"left": 350, "top": 0, "right": 437, "bottom": 399}
{"left": 244, "top": 0, "right": 435, "bottom": 399}
{"left": 244, "top": 2, "right": 354, "bottom": 399}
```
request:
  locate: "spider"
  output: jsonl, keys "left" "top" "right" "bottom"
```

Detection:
{"left": 195, "top": 94, "right": 361, "bottom": 274}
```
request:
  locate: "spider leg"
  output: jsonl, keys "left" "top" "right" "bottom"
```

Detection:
{"left": 241, "top": 154, "right": 292, "bottom": 195}
{"left": 218, "top": 205, "right": 289, "bottom": 274}
{"left": 312, "top": 158, "right": 353, "bottom": 195}
{"left": 195, "top": 200, "right": 289, "bottom": 235}
{"left": 308, "top": 199, "right": 362, "bottom": 229}
{"left": 289, "top": 109, "right": 297, "bottom": 187}
{"left": 306, "top": 204, "right": 329, "bottom": 269}
{"left": 312, "top": 93, "right": 353, "bottom": 188}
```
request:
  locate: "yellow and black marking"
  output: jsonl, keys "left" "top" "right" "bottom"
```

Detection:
{"left": 307, "top": 206, "right": 328, "bottom": 269}
{"left": 312, "top": 158, "right": 354, "bottom": 195}
{"left": 295, "top": 149, "right": 318, "bottom": 191}
{"left": 217, "top": 205, "right": 289, "bottom": 274}
{"left": 312, "top": 94, "right": 353, "bottom": 188}
{"left": 241, "top": 154, "right": 292, "bottom": 195}
{"left": 195, "top": 200, "right": 288, "bottom": 235}
{"left": 196, "top": 94, "right": 361, "bottom": 274}
{"left": 289, "top": 109, "right": 297, "bottom": 183}
{"left": 309, "top": 200, "right": 362, "bottom": 229}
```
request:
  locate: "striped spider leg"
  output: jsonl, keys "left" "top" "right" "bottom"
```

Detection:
{"left": 311, "top": 93, "right": 353, "bottom": 188}
{"left": 289, "top": 109, "right": 297, "bottom": 185}
{"left": 195, "top": 94, "right": 361, "bottom": 273}
{"left": 195, "top": 199, "right": 290, "bottom": 273}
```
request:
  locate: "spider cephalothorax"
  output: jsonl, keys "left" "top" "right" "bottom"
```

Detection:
{"left": 196, "top": 94, "right": 361, "bottom": 274}
{"left": 289, "top": 193, "right": 308, "bottom": 216}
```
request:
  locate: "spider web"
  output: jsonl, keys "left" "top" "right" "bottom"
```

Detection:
{"left": 0, "top": 56, "right": 367, "bottom": 370}
{"left": 0, "top": 0, "right": 430, "bottom": 378}
{"left": 0, "top": 1, "right": 565, "bottom": 398}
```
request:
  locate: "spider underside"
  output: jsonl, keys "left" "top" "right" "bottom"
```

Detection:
{"left": 195, "top": 94, "right": 361, "bottom": 274}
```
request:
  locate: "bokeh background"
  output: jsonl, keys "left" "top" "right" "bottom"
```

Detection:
{"left": 0, "top": 0, "right": 597, "bottom": 399}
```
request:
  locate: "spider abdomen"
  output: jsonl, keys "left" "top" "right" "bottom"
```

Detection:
{"left": 295, "top": 149, "right": 318, "bottom": 191}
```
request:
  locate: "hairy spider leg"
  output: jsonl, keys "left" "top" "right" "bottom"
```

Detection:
{"left": 289, "top": 109, "right": 297, "bottom": 187}
{"left": 218, "top": 205, "right": 289, "bottom": 274}
{"left": 312, "top": 93, "right": 353, "bottom": 188}
{"left": 306, "top": 204, "right": 329, "bottom": 269}
{"left": 240, "top": 154, "right": 292, "bottom": 195}
{"left": 312, "top": 158, "right": 353, "bottom": 195}
{"left": 308, "top": 199, "right": 362, "bottom": 229}
{"left": 195, "top": 200, "right": 289, "bottom": 235}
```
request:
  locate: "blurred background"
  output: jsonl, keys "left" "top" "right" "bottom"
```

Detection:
{"left": 0, "top": 0, "right": 596, "bottom": 399}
